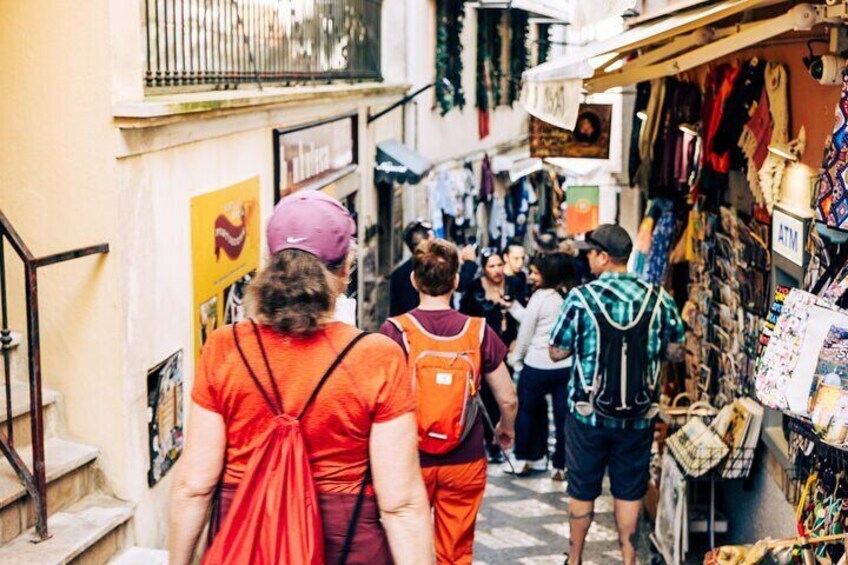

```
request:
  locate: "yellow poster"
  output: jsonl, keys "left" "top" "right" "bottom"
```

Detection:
{"left": 191, "top": 177, "right": 260, "bottom": 361}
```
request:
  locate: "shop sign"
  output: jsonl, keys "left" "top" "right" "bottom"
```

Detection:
{"left": 190, "top": 178, "right": 261, "bottom": 362}
{"left": 530, "top": 105, "right": 612, "bottom": 160}
{"left": 773, "top": 209, "right": 804, "bottom": 266}
{"left": 274, "top": 115, "right": 357, "bottom": 200}
{"left": 147, "top": 350, "right": 184, "bottom": 487}
{"left": 520, "top": 78, "right": 583, "bottom": 132}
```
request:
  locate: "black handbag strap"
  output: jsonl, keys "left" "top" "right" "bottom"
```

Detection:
{"left": 340, "top": 468, "right": 372, "bottom": 565}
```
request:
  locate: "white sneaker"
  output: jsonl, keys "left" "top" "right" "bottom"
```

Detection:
{"left": 502, "top": 453, "right": 531, "bottom": 475}
{"left": 529, "top": 458, "right": 548, "bottom": 472}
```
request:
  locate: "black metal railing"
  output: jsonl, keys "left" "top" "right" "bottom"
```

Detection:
{"left": 0, "top": 211, "right": 108, "bottom": 541}
{"left": 144, "top": 0, "right": 383, "bottom": 89}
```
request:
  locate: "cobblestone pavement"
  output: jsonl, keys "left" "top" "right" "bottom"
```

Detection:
{"left": 472, "top": 463, "right": 655, "bottom": 565}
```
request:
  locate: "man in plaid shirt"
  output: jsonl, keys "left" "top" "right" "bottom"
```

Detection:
{"left": 549, "top": 224, "right": 684, "bottom": 565}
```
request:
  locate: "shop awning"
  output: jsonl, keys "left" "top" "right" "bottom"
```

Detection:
{"left": 519, "top": 0, "right": 837, "bottom": 129}
{"left": 375, "top": 140, "right": 432, "bottom": 185}
{"left": 477, "top": 0, "right": 570, "bottom": 22}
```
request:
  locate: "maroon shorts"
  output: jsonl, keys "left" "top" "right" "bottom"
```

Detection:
{"left": 211, "top": 483, "right": 393, "bottom": 565}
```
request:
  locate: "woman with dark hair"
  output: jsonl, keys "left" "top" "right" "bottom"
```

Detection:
{"left": 506, "top": 252, "right": 578, "bottom": 479}
{"left": 168, "top": 191, "right": 433, "bottom": 564}
{"left": 459, "top": 248, "right": 522, "bottom": 462}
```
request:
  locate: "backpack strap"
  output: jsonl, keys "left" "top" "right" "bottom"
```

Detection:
{"left": 296, "top": 331, "right": 370, "bottom": 420}
{"left": 340, "top": 467, "right": 371, "bottom": 565}
{"left": 232, "top": 322, "right": 283, "bottom": 415}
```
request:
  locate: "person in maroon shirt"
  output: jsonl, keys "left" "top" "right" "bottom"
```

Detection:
{"left": 380, "top": 239, "right": 517, "bottom": 565}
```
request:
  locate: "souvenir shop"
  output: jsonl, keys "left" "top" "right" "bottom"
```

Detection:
{"left": 552, "top": 3, "right": 848, "bottom": 563}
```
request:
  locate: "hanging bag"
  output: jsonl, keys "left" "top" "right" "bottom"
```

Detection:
{"left": 203, "top": 322, "right": 369, "bottom": 565}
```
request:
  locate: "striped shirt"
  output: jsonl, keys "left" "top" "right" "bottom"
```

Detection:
{"left": 549, "top": 272, "right": 685, "bottom": 429}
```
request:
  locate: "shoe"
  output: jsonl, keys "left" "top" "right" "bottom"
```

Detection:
{"left": 529, "top": 458, "right": 548, "bottom": 472}
{"left": 487, "top": 445, "right": 505, "bottom": 464}
{"left": 551, "top": 468, "right": 567, "bottom": 481}
{"left": 502, "top": 453, "right": 530, "bottom": 475}
{"left": 562, "top": 552, "right": 570, "bottom": 565}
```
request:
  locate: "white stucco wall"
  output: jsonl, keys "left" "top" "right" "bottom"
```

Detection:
{"left": 3, "top": 0, "right": 407, "bottom": 550}
{"left": 406, "top": 1, "right": 532, "bottom": 162}
{"left": 0, "top": 0, "right": 129, "bottom": 500}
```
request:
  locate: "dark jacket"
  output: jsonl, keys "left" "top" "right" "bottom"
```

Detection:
{"left": 389, "top": 259, "right": 478, "bottom": 317}
{"left": 458, "top": 276, "right": 523, "bottom": 347}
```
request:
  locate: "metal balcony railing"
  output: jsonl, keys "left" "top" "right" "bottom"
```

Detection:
{"left": 144, "top": 0, "right": 383, "bottom": 90}
{"left": 0, "top": 210, "right": 108, "bottom": 540}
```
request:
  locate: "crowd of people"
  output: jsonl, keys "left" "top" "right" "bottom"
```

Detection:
{"left": 166, "top": 190, "right": 685, "bottom": 565}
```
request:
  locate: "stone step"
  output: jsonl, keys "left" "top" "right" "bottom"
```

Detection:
{"left": 0, "top": 494, "right": 134, "bottom": 565}
{"left": 0, "top": 380, "right": 62, "bottom": 445}
{"left": 0, "top": 438, "right": 99, "bottom": 544}
{"left": 108, "top": 547, "right": 168, "bottom": 564}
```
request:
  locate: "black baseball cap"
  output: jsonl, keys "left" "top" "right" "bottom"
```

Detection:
{"left": 575, "top": 224, "right": 633, "bottom": 259}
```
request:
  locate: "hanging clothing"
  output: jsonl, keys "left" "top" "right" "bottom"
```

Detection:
{"left": 635, "top": 79, "right": 668, "bottom": 195}
{"left": 655, "top": 80, "right": 701, "bottom": 199}
{"left": 714, "top": 58, "right": 765, "bottom": 171}
{"left": 643, "top": 200, "right": 676, "bottom": 285}
{"left": 704, "top": 64, "right": 741, "bottom": 175}
{"left": 480, "top": 154, "right": 495, "bottom": 203}
{"left": 818, "top": 69, "right": 848, "bottom": 230}
{"left": 738, "top": 89, "right": 773, "bottom": 206}
{"left": 629, "top": 82, "right": 652, "bottom": 186}
{"left": 489, "top": 195, "right": 508, "bottom": 249}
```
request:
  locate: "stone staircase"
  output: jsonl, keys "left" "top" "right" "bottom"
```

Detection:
{"left": 0, "top": 378, "right": 135, "bottom": 564}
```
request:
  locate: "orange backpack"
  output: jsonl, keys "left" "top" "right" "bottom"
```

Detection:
{"left": 203, "top": 321, "right": 368, "bottom": 565}
{"left": 389, "top": 314, "right": 485, "bottom": 455}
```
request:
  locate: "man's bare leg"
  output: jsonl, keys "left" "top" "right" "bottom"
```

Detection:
{"left": 613, "top": 498, "right": 642, "bottom": 565}
{"left": 567, "top": 498, "right": 595, "bottom": 564}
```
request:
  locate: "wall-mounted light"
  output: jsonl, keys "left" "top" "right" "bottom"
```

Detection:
{"left": 768, "top": 142, "right": 800, "bottom": 162}
{"left": 679, "top": 122, "right": 701, "bottom": 137}
{"left": 636, "top": 111, "right": 648, "bottom": 121}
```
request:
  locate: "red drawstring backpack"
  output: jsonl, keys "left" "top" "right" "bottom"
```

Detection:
{"left": 203, "top": 321, "right": 369, "bottom": 565}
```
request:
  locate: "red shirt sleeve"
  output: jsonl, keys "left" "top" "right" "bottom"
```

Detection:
{"left": 368, "top": 335, "right": 416, "bottom": 423}
{"left": 191, "top": 329, "right": 224, "bottom": 413}
{"left": 481, "top": 325, "right": 508, "bottom": 373}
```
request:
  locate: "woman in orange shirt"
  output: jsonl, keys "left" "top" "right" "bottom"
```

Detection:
{"left": 168, "top": 191, "right": 433, "bottom": 564}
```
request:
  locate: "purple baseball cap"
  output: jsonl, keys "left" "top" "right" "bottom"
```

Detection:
{"left": 266, "top": 191, "right": 356, "bottom": 266}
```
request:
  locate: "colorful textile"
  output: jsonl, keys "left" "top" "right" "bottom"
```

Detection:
{"left": 644, "top": 202, "right": 676, "bottom": 285}
{"left": 817, "top": 69, "right": 848, "bottom": 230}
{"left": 550, "top": 272, "right": 685, "bottom": 429}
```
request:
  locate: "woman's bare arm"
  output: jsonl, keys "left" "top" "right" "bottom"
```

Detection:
{"left": 167, "top": 402, "right": 226, "bottom": 565}
{"left": 370, "top": 413, "right": 435, "bottom": 564}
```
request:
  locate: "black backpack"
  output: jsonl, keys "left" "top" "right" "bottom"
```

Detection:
{"left": 575, "top": 285, "right": 662, "bottom": 420}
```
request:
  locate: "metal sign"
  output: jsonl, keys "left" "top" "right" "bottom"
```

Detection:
{"left": 773, "top": 209, "right": 805, "bottom": 266}
{"left": 274, "top": 115, "right": 358, "bottom": 201}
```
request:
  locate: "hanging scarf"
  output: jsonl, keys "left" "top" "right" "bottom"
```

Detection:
{"left": 817, "top": 69, "right": 848, "bottom": 230}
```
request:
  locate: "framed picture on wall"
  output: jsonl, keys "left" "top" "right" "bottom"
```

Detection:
{"left": 530, "top": 104, "right": 613, "bottom": 159}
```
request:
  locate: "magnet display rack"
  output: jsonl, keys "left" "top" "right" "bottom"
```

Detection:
{"left": 686, "top": 206, "right": 771, "bottom": 406}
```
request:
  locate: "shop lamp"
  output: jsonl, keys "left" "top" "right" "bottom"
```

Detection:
{"left": 636, "top": 110, "right": 648, "bottom": 121}
{"left": 767, "top": 142, "right": 800, "bottom": 162}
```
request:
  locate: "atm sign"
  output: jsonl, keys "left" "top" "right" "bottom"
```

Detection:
{"left": 772, "top": 210, "right": 804, "bottom": 266}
